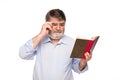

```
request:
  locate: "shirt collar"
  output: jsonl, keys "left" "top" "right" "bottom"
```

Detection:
{"left": 41, "top": 36, "right": 51, "bottom": 44}
{"left": 57, "top": 35, "right": 68, "bottom": 45}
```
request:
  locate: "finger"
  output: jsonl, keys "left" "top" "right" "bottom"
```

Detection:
{"left": 85, "top": 52, "right": 91, "bottom": 61}
{"left": 89, "top": 50, "right": 92, "bottom": 55}
{"left": 85, "top": 52, "right": 89, "bottom": 56}
{"left": 85, "top": 52, "right": 89, "bottom": 59}
{"left": 45, "top": 22, "right": 52, "bottom": 30}
{"left": 46, "top": 22, "right": 52, "bottom": 27}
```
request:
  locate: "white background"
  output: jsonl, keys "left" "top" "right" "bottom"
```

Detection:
{"left": 0, "top": 0, "right": 120, "bottom": 80}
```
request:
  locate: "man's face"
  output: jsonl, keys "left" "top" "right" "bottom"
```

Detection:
{"left": 48, "top": 17, "right": 65, "bottom": 39}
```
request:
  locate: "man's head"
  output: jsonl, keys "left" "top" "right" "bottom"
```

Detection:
{"left": 45, "top": 9, "right": 66, "bottom": 40}
{"left": 46, "top": 9, "right": 66, "bottom": 22}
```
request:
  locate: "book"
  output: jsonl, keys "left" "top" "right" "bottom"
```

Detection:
{"left": 70, "top": 36, "right": 100, "bottom": 59}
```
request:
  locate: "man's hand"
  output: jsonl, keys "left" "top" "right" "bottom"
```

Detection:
{"left": 32, "top": 22, "right": 52, "bottom": 48}
{"left": 40, "top": 22, "right": 52, "bottom": 37}
{"left": 79, "top": 51, "right": 92, "bottom": 71}
{"left": 84, "top": 51, "right": 92, "bottom": 61}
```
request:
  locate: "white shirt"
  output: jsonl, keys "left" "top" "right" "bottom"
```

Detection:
{"left": 19, "top": 35, "right": 88, "bottom": 80}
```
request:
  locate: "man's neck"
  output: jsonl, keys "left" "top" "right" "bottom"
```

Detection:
{"left": 51, "top": 39, "right": 60, "bottom": 45}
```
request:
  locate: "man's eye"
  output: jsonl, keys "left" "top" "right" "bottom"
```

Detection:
{"left": 52, "top": 23, "right": 57, "bottom": 26}
{"left": 60, "top": 23, "right": 65, "bottom": 26}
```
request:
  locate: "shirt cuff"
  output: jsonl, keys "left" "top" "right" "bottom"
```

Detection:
{"left": 73, "top": 58, "right": 88, "bottom": 74}
{"left": 79, "top": 63, "right": 88, "bottom": 73}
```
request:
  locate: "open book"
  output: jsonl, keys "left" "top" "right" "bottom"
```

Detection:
{"left": 70, "top": 36, "right": 100, "bottom": 59}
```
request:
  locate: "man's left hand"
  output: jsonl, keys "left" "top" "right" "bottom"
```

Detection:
{"left": 79, "top": 51, "right": 92, "bottom": 71}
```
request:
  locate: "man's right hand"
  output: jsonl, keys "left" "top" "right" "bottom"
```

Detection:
{"left": 32, "top": 22, "right": 52, "bottom": 48}
{"left": 39, "top": 22, "right": 52, "bottom": 37}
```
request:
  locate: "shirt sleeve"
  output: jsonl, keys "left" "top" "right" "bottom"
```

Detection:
{"left": 72, "top": 58, "right": 88, "bottom": 74}
{"left": 19, "top": 39, "right": 37, "bottom": 60}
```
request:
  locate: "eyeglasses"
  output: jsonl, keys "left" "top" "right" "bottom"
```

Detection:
{"left": 51, "top": 23, "right": 65, "bottom": 28}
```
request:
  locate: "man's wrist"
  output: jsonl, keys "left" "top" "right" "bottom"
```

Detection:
{"left": 79, "top": 59, "right": 87, "bottom": 71}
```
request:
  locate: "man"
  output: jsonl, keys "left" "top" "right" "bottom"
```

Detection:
{"left": 19, "top": 9, "right": 92, "bottom": 80}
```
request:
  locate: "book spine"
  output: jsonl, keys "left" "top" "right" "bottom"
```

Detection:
{"left": 82, "top": 40, "right": 94, "bottom": 59}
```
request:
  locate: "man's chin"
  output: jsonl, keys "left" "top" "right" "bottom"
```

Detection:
{"left": 48, "top": 33, "right": 63, "bottom": 40}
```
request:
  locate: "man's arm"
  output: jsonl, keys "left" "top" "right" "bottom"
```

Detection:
{"left": 32, "top": 22, "right": 52, "bottom": 48}
{"left": 79, "top": 52, "right": 92, "bottom": 71}
{"left": 19, "top": 22, "right": 52, "bottom": 59}
{"left": 79, "top": 59, "right": 87, "bottom": 71}
{"left": 19, "top": 39, "right": 36, "bottom": 60}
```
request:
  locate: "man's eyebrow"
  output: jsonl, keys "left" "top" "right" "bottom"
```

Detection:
{"left": 51, "top": 23, "right": 57, "bottom": 24}
{"left": 52, "top": 22, "right": 64, "bottom": 23}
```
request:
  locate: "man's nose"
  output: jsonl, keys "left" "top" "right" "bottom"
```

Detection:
{"left": 56, "top": 25, "right": 60, "bottom": 30}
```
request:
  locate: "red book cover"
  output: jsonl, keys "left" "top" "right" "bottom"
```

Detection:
{"left": 82, "top": 40, "right": 94, "bottom": 59}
